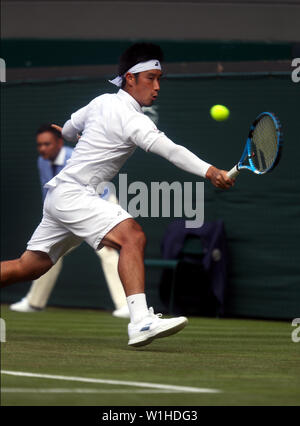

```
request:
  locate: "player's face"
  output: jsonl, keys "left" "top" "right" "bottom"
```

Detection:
{"left": 126, "top": 69, "right": 162, "bottom": 107}
{"left": 36, "top": 131, "right": 63, "bottom": 161}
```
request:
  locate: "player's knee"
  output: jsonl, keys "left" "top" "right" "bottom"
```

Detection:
{"left": 19, "top": 253, "right": 52, "bottom": 281}
{"left": 21, "top": 266, "right": 44, "bottom": 282}
{"left": 123, "top": 223, "right": 146, "bottom": 250}
{"left": 132, "top": 229, "right": 147, "bottom": 250}
{"left": 29, "top": 268, "right": 47, "bottom": 281}
{"left": 13, "top": 259, "right": 36, "bottom": 282}
{"left": 106, "top": 219, "right": 146, "bottom": 250}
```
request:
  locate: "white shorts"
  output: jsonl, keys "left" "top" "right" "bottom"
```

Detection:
{"left": 27, "top": 181, "right": 132, "bottom": 263}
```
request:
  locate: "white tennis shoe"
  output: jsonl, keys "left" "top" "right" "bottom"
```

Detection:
{"left": 128, "top": 307, "right": 188, "bottom": 347}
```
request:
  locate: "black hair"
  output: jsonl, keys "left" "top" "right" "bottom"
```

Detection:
{"left": 36, "top": 123, "right": 62, "bottom": 139}
{"left": 118, "top": 42, "right": 164, "bottom": 87}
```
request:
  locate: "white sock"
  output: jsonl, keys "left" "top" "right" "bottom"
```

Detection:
{"left": 127, "top": 293, "right": 149, "bottom": 323}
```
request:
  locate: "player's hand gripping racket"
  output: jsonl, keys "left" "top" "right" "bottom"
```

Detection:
{"left": 227, "top": 112, "right": 283, "bottom": 179}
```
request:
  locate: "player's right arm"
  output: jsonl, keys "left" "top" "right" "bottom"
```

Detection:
{"left": 124, "top": 113, "right": 233, "bottom": 189}
{"left": 150, "top": 137, "right": 234, "bottom": 189}
{"left": 205, "top": 166, "right": 234, "bottom": 189}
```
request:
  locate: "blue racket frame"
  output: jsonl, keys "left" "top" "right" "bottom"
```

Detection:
{"left": 237, "top": 112, "right": 283, "bottom": 175}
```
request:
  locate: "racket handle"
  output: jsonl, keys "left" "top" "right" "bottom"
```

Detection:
{"left": 227, "top": 165, "right": 240, "bottom": 179}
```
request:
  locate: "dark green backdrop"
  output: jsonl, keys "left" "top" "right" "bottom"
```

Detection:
{"left": 1, "top": 39, "right": 293, "bottom": 67}
{"left": 1, "top": 74, "right": 299, "bottom": 319}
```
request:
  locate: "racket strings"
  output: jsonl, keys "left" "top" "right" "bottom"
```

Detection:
{"left": 250, "top": 116, "right": 278, "bottom": 172}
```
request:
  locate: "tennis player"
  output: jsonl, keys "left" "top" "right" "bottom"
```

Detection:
{"left": 1, "top": 43, "right": 234, "bottom": 347}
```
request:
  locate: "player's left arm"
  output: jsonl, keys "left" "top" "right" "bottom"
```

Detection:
{"left": 51, "top": 122, "right": 80, "bottom": 143}
{"left": 53, "top": 104, "right": 89, "bottom": 143}
{"left": 61, "top": 120, "right": 81, "bottom": 143}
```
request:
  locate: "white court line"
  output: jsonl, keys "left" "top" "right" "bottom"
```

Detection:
{"left": 1, "top": 370, "right": 221, "bottom": 394}
{"left": 2, "top": 388, "right": 179, "bottom": 394}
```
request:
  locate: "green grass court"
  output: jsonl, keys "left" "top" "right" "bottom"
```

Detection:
{"left": 1, "top": 304, "right": 299, "bottom": 406}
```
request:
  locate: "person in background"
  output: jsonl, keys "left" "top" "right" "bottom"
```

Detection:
{"left": 10, "top": 124, "right": 129, "bottom": 319}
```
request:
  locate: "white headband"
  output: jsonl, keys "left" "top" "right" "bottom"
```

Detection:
{"left": 109, "top": 59, "right": 161, "bottom": 87}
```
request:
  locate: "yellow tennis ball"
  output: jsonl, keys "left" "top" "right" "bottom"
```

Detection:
{"left": 210, "top": 105, "right": 230, "bottom": 121}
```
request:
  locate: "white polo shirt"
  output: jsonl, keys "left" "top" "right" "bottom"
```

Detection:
{"left": 46, "top": 89, "right": 163, "bottom": 192}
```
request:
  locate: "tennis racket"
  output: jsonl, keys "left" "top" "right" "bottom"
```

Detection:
{"left": 227, "top": 112, "right": 283, "bottom": 179}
